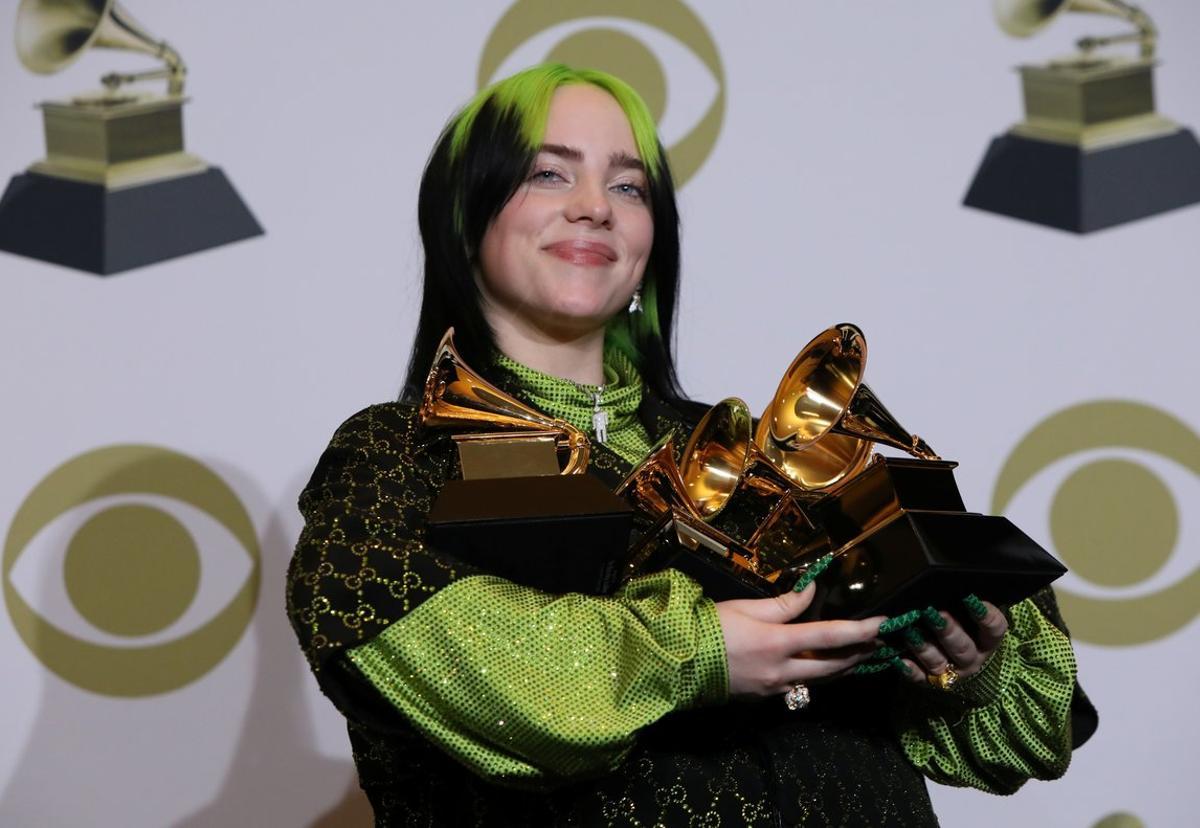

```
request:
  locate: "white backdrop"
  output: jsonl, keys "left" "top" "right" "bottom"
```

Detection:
{"left": 2, "top": 1, "right": 1198, "bottom": 825}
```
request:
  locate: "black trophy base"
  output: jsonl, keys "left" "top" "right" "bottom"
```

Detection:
{"left": 427, "top": 474, "right": 632, "bottom": 595}
{"left": 0, "top": 168, "right": 263, "bottom": 275}
{"left": 802, "top": 511, "right": 1067, "bottom": 621}
{"left": 963, "top": 129, "right": 1200, "bottom": 233}
{"left": 628, "top": 510, "right": 1065, "bottom": 618}
{"left": 816, "top": 457, "right": 965, "bottom": 550}
{"left": 623, "top": 510, "right": 775, "bottom": 603}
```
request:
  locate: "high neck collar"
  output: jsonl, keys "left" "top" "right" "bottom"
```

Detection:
{"left": 493, "top": 347, "right": 646, "bottom": 462}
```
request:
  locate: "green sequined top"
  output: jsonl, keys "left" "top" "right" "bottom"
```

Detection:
{"left": 494, "top": 347, "right": 652, "bottom": 466}
{"left": 287, "top": 355, "right": 1095, "bottom": 827}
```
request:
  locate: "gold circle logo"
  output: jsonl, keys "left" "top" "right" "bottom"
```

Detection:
{"left": 3, "top": 445, "right": 260, "bottom": 696}
{"left": 993, "top": 401, "right": 1200, "bottom": 645}
{"left": 1093, "top": 813, "right": 1146, "bottom": 828}
{"left": 479, "top": 0, "right": 726, "bottom": 186}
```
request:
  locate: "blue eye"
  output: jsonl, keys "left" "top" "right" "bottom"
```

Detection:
{"left": 613, "top": 182, "right": 648, "bottom": 201}
{"left": 528, "top": 168, "right": 565, "bottom": 184}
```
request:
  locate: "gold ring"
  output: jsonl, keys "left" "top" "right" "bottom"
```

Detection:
{"left": 927, "top": 665, "right": 959, "bottom": 691}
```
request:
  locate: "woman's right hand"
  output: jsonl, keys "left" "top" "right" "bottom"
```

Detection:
{"left": 715, "top": 583, "right": 885, "bottom": 699}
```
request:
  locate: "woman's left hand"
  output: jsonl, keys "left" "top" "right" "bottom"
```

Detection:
{"left": 900, "top": 600, "right": 1009, "bottom": 685}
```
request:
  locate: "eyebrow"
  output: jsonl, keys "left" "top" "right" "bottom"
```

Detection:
{"left": 539, "top": 143, "right": 645, "bottom": 173}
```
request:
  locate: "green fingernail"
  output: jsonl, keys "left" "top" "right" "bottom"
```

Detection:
{"left": 878, "top": 609, "right": 921, "bottom": 635}
{"left": 902, "top": 627, "right": 925, "bottom": 647}
{"left": 873, "top": 646, "right": 902, "bottom": 660}
{"left": 922, "top": 606, "right": 947, "bottom": 630}
{"left": 963, "top": 594, "right": 988, "bottom": 620}
{"left": 853, "top": 661, "right": 891, "bottom": 675}
{"left": 791, "top": 553, "right": 835, "bottom": 593}
{"left": 892, "top": 657, "right": 912, "bottom": 676}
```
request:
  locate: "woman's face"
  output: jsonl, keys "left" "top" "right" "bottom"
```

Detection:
{"left": 477, "top": 84, "right": 654, "bottom": 340}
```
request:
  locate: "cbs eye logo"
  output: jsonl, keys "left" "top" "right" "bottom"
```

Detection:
{"left": 994, "top": 401, "right": 1200, "bottom": 646}
{"left": 480, "top": 0, "right": 726, "bottom": 186}
{"left": 3, "top": 445, "right": 260, "bottom": 696}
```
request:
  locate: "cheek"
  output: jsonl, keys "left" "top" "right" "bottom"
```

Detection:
{"left": 476, "top": 239, "right": 505, "bottom": 295}
{"left": 629, "top": 217, "right": 655, "bottom": 273}
{"left": 478, "top": 219, "right": 523, "bottom": 296}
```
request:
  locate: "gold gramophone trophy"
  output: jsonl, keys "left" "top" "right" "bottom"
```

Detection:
{"left": 964, "top": 0, "right": 1200, "bottom": 232}
{"left": 0, "top": 0, "right": 262, "bottom": 274}
{"left": 618, "top": 324, "right": 1066, "bottom": 620}
{"left": 420, "top": 329, "right": 631, "bottom": 594}
{"left": 615, "top": 409, "right": 826, "bottom": 603}
{"left": 753, "top": 324, "right": 1065, "bottom": 619}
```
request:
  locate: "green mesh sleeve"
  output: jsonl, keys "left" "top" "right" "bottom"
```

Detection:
{"left": 895, "top": 598, "right": 1077, "bottom": 795}
{"left": 345, "top": 569, "right": 729, "bottom": 788}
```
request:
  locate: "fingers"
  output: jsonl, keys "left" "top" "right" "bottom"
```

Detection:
{"left": 785, "top": 615, "right": 886, "bottom": 654}
{"left": 897, "top": 600, "right": 1011, "bottom": 683}
{"left": 926, "top": 614, "right": 979, "bottom": 672}
{"left": 718, "top": 590, "right": 1012, "bottom": 700}
{"left": 901, "top": 623, "right": 968, "bottom": 679}
{"left": 719, "top": 583, "right": 814, "bottom": 624}
{"left": 972, "top": 601, "right": 1009, "bottom": 653}
{"left": 897, "top": 658, "right": 925, "bottom": 684}
{"left": 772, "top": 647, "right": 877, "bottom": 693}
{"left": 717, "top": 598, "right": 886, "bottom": 698}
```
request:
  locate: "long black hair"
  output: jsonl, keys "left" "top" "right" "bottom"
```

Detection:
{"left": 401, "top": 64, "right": 687, "bottom": 406}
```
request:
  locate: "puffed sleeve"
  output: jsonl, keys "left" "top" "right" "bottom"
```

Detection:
{"left": 892, "top": 596, "right": 1081, "bottom": 795}
{"left": 287, "top": 404, "right": 729, "bottom": 789}
{"left": 346, "top": 570, "right": 727, "bottom": 787}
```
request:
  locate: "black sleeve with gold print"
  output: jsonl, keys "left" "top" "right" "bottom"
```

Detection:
{"left": 286, "top": 402, "right": 478, "bottom": 674}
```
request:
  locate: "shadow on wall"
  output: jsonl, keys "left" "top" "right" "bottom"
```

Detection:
{"left": 174, "top": 464, "right": 371, "bottom": 827}
{"left": 0, "top": 451, "right": 369, "bottom": 826}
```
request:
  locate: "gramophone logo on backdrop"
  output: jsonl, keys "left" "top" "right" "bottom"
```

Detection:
{"left": 995, "top": 401, "right": 1200, "bottom": 645}
{"left": 0, "top": 0, "right": 263, "bottom": 275}
{"left": 965, "top": 0, "right": 1200, "bottom": 233}
{"left": 480, "top": 0, "right": 725, "bottom": 187}
{"left": 3, "top": 446, "right": 260, "bottom": 696}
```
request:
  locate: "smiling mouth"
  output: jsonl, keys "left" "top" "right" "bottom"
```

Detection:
{"left": 544, "top": 240, "right": 618, "bottom": 265}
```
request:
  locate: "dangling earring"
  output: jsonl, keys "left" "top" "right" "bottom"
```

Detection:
{"left": 628, "top": 286, "right": 643, "bottom": 314}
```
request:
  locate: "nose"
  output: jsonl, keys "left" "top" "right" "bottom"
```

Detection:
{"left": 563, "top": 176, "right": 613, "bottom": 227}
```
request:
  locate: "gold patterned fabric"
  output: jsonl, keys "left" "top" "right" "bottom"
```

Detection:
{"left": 286, "top": 365, "right": 1095, "bottom": 826}
{"left": 288, "top": 403, "right": 468, "bottom": 667}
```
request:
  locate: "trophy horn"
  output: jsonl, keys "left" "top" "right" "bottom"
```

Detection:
{"left": 755, "top": 323, "right": 937, "bottom": 491}
{"left": 615, "top": 433, "right": 702, "bottom": 521}
{"left": 616, "top": 434, "right": 766, "bottom": 582}
{"left": 15, "top": 0, "right": 187, "bottom": 94}
{"left": 679, "top": 397, "right": 798, "bottom": 521}
{"left": 421, "top": 328, "right": 590, "bottom": 475}
{"left": 993, "top": 0, "right": 1157, "bottom": 58}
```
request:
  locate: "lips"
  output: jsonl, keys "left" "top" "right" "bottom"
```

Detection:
{"left": 543, "top": 239, "right": 618, "bottom": 265}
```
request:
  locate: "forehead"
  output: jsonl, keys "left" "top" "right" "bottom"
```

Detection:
{"left": 542, "top": 84, "right": 640, "bottom": 156}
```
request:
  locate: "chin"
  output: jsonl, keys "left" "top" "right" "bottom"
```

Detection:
{"left": 537, "top": 304, "right": 619, "bottom": 337}
{"left": 545, "top": 294, "right": 622, "bottom": 323}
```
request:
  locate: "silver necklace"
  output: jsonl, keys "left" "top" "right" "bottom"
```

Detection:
{"left": 573, "top": 380, "right": 610, "bottom": 444}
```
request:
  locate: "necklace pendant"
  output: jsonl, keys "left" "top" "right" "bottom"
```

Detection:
{"left": 593, "top": 408, "right": 608, "bottom": 443}
{"left": 590, "top": 389, "right": 608, "bottom": 444}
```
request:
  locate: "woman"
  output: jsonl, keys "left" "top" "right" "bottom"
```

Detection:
{"left": 288, "top": 64, "right": 1094, "bottom": 826}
